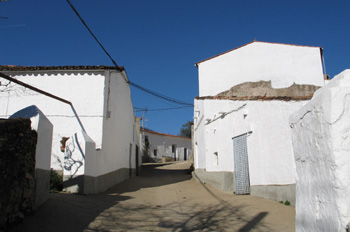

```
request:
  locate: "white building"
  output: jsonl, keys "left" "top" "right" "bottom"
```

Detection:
{"left": 193, "top": 41, "right": 326, "bottom": 203}
{"left": 141, "top": 128, "right": 192, "bottom": 162}
{"left": 0, "top": 65, "right": 141, "bottom": 194}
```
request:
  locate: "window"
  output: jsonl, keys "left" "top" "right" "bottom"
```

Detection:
{"left": 154, "top": 149, "right": 157, "bottom": 157}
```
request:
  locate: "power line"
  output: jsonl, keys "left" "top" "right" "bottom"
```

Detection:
{"left": 66, "top": 0, "right": 119, "bottom": 68}
{"left": 134, "top": 106, "right": 193, "bottom": 112}
{"left": 66, "top": 0, "right": 193, "bottom": 107}
{"left": 129, "top": 81, "right": 193, "bottom": 106}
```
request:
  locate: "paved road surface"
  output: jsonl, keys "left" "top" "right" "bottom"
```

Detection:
{"left": 8, "top": 161, "right": 295, "bottom": 231}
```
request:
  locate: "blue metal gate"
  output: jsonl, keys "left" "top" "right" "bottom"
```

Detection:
{"left": 233, "top": 134, "right": 250, "bottom": 195}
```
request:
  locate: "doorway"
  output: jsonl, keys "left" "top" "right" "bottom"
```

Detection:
{"left": 233, "top": 133, "right": 250, "bottom": 195}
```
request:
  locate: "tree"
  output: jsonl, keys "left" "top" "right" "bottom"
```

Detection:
{"left": 179, "top": 121, "right": 193, "bottom": 138}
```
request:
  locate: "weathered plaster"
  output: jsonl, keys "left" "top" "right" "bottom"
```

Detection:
{"left": 216, "top": 80, "right": 320, "bottom": 98}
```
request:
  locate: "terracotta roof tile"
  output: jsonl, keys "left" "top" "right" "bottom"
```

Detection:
{"left": 0, "top": 65, "right": 124, "bottom": 72}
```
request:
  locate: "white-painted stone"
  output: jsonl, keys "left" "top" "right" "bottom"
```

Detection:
{"left": 196, "top": 41, "right": 325, "bottom": 96}
{"left": 290, "top": 69, "right": 350, "bottom": 231}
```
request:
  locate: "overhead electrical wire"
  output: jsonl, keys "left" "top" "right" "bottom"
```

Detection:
{"left": 134, "top": 106, "right": 193, "bottom": 112}
{"left": 66, "top": 0, "right": 119, "bottom": 68}
{"left": 129, "top": 82, "right": 193, "bottom": 106}
{"left": 66, "top": 0, "right": 193, "bottom": 107}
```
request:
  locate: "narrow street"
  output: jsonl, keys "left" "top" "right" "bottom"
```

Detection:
{"left": 9, "top": 161, "right": 295, "bottom": 232}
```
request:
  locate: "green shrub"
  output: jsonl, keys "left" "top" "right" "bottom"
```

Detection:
{"left": 284, "top": 200, "right": 291, "bottom": 206}
{"left": 50, "top": 169, "right": 63, "bottom": 192}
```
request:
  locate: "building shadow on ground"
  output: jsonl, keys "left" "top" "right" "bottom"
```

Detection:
{"left": 8, "top": 162, "right": 273, "bottom": 232}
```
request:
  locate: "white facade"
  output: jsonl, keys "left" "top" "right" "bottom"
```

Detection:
{"left": 141, "top": 129, "right": 192, "bottom": 162}
{"left": 0, "top": 66, "right": 140, "bottom": 193}
{"left": 196, "top": 41, "right": 325, "bottom": 97}
{"left": 193, "top": 41, "right": 325, "bottom": 203}
{"left": 194, "top": 99, "right": 304, "bottom": 185}
{"left": 290, "top": 70, "right": 350, "bottom": 231}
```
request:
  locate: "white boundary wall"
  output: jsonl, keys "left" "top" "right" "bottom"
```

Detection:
{"left": 290, "top": 69, "right": 350, "bottom": 231}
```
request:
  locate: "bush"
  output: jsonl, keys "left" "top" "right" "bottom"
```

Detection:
{"left": 50, "top": 169, "right": 63, "bottom": 192}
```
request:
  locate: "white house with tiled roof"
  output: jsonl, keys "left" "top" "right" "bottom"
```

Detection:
{"left": 0, "top": 65, "right": 141, "bottom": 194}
{"left": 141, "top": 128, "right": 192, "bottom": 162}
{"left": 193, "top": 41, "right": 326, "bottom": 204}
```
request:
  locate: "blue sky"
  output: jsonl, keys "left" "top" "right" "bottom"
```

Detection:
{"left": 1, "top": 1, "right": 350, "bottom": 135}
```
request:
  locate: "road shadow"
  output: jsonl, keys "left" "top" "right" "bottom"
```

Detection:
{"left": 7, "top": 192, "right": 131, "bottom": 232}
{"left": 84, "top": 201, "right": 271, "bottom": 232}
{"left": 7, "top": 162, "right": 193, "bottom": 232}
{"left": 7, "top": 161, "right": 276, "bottom": 232}
{"left": 103, "top": 162, "right": 193, "bottom": 196}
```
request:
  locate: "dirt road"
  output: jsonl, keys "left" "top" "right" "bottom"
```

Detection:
{"left": 9, "top": 161, "right": 295, "bottom": 231}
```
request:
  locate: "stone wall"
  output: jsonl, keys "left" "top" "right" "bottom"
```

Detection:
{"left": 0, "top": 118, "right": 37, "bottom": 229}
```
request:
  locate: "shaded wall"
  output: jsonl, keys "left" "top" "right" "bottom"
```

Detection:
{"left": 0, "top": 118, "right": 37, "bottom": 229}
{"left": 10, "top": 105, "right": 53, "bottom": 209}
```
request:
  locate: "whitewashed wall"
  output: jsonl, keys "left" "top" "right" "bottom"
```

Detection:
{"left": 194, "top": 98, "right": 305, "bottom": 186}
{"left": 141, "top": 130, "right": 192, "bottom": 161}
{"left": 194, "top": 100, "right": 206, "bottom": 169}
{"left": 197, "top": 41, "right": 325, "bottom": 96}
{"left": 0, "top": 68, "right": 139, "bottom": 194}
{"left": 0, "top": 71, "right": 105, "bottom": 170}
{"left": 91, "top": 70, "right": 138, "bottom": 177}
{"left": 290, "top": 69, "right": 350, "bottom": 231}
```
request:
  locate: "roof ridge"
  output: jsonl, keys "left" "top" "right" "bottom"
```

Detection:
{"left": 195, "top": 40, "right": 322, "bottom": 66}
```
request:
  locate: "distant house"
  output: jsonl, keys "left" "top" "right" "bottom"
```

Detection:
{"left": 193, "top": 41, "right": 326, "bottom": 204}
{"left": 0, "top": 65, "right": 141, "bottom": 194}
{"left": 141, "top": 128, "right": 192, "bottom": 162}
